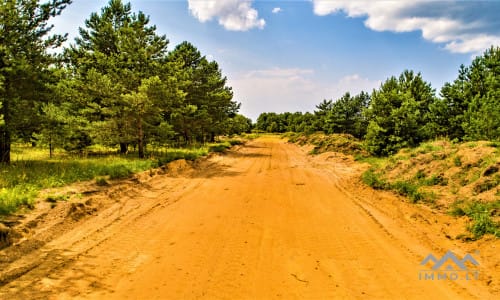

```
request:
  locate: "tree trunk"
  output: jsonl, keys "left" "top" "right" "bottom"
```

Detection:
{"left": 138, "top": 119, "right": 144, "bottom": 159}
{"left": 0, "top": 129, "right": 10, "bottom": 164}
{"left": 0, "top": 101, "right": 10, "bottom": 164}
{"left": 119, "top": 142, "right": 128, "bottom": 154}
{"left": 49, "top": 134, "right": 53, "bottom": 159}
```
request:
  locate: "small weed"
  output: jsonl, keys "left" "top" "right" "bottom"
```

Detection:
{"left": 469, "top": 214, "right": 499, "bottom": 238}
{"left": 422, "top": 174, "right": 448, "bottom": 186}
{"left": 414, "top": 170, "right": 426, "bottom": 180}
{"left": 308, "top": 147, "right": 320, "bottom": 155}
{"left": 453, "top": 156, "right": 462, "bottom": 167}
{"left": 46, "top": 194, "right": 69, "bottom": 203}
{"left": 95, "top": 177, "right": 109, "bottom": 186}
{"left": 361, "top": 169, "right": 387, "bottom": 190}
{"left": 391, "top": 181, "right": 425, "bottom": 203}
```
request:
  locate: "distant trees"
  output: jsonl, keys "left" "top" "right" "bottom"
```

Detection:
{"left": 321, "top": 91, "right": 370, "bottom": 138}
{"left": 226, "top": 114, "right": 252, "bottom": 135}
{"left": 256, "top": 112, "right": 316, "bottom": 134}
{"left": 256, "top": 46, "right": 500, "bottom": 156}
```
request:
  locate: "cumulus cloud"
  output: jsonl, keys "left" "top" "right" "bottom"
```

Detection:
{"left": 312, "top": 0, "right": 500, "bottom": 54}
{"left": 187, "top": 0, "right": 265, "bottom": 31}
{"left": 229, "top": 68, "right": 380, "bottom": 120}
{"left": 272, "top": 7, "right": 282, "bottom": 14}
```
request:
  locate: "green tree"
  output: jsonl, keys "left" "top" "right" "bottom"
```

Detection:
{"left": 0, "top": 0, "right": 71, "bottom": 163}
{"left": 462, "top": 46, "right": 500, "bottom": 140}
{"left": 323, "top": 91, "right": 369, "bottom": 138}
{"left": 365, "top": 70, "right": 436, "bottom": 155}
{"left": 167, "top": 41, "right": 238, "bottom": 143}
{"left": 438, "top": 46, "right": 500, "bottom": 141}
{"left": 226, "top": 114, "right": 252, "bottom": 135}
{"left": 67, "top": 0, "right": 169, "bottom": 154}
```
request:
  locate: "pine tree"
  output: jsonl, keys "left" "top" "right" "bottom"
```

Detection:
{"left": 365, "top": 70, "right": 436, "bottom": 155}
{"left": 67, "top": 0, "right": 169, "bottom": 154}
{"left": 0, "top": 0, "right": 71, "bottom": 163}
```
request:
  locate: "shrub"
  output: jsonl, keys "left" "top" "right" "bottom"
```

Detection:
{"left": 208, "top": 142, "right": 231, "bottom": 153}
{"left": 391, "top": 181, "right": 424, "bottom": 203}
{"left": 361, "top": 169, "right": 387, "bottom": 189}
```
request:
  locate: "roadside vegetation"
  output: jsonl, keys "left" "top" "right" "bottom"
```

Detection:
{"left": 286, "top": 133, "right": 499, "bottom": 239}
{"left": 0, "top": 140, "right": 241, "bottom": 215}
{"left": 271, "top": 46, "right": 500, "bottom": 239}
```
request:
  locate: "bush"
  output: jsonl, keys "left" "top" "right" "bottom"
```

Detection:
{"left": 208, "top": 142, "right": 231, "bottom": 153}
{"left": 361, "top": 169, "right": 387, "bottom": 189}
{"left": 391, "top": 181, "right": 425, "bottom": 203}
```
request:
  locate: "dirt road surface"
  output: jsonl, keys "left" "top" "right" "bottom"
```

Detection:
{"left": 0, "top": 136, "right": 498, "bottom": 299}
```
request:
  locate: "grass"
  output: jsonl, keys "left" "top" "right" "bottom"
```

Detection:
{"left": 361, "top": 169, "right": 387, "bottom": 190}
{"left": 361, "top": 169, "right": 431, "bottom": 203}
{"left": 208, "top": 141, "right": 232, "bottom": 153}
{"left": 0, "top": 141, "right": 237, "bottom": 215}
{"left": 449, "top": 200, "right": 500, "bottom": 239}
{"left": 0, "top": 185, "right": 38, "bottom": 215}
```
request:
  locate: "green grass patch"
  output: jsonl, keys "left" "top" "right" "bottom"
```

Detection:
{"left": 0, "top": 142, "right": 235, "bottom": 215}
{"left": 0, "top": 185, "right": 38, "bottom": 215}
{"left": 46, "top": 194, "right": 70, "bottom": 203}
{"left": 361, "top": 169, "right": 387, "bottom": 190}
{"left": 227, "top": 139, "right": 244, "bottom": 146}
{"left": 449, "top": 200, "right": 500, "bottom": 239}
{"left": 390, "top": 181, "right": 427, "bottom": 203}
{"left": 208, "top": 142, "right": 232, "bottom": 153}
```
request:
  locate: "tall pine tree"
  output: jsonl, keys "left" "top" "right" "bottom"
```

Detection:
{"left": 0, "top": 0, "right": 71, "bottom": 163}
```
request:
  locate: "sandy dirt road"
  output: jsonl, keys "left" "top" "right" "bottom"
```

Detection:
{"left": 0, "top": 136, "right": 497, "bottom": 299}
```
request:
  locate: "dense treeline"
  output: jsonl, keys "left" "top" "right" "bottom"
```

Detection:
{"left": 0, "top": 0, "right": 252, "bottom": 163}
{"left": 257, "top": 46, "right": 500, "bottom": 156}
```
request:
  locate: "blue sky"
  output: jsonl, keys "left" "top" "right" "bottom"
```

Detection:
{"left": 51, "top": 0, "right": 500, "bottom": 120}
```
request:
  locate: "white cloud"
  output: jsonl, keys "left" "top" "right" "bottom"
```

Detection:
{"left": 187, "top": 0, "right": 265, "bottom": 31}
{"left": 312, "top": 0, "right": 500, "bottom": 54}
{"left": 229, "top": 68, "right": 380, "bottom": 120}
{"left": 330, "top": 74, "right": 381, "bottom": 97}
{"left": 272, "top": 7, "right": 282, "bottom": 14}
